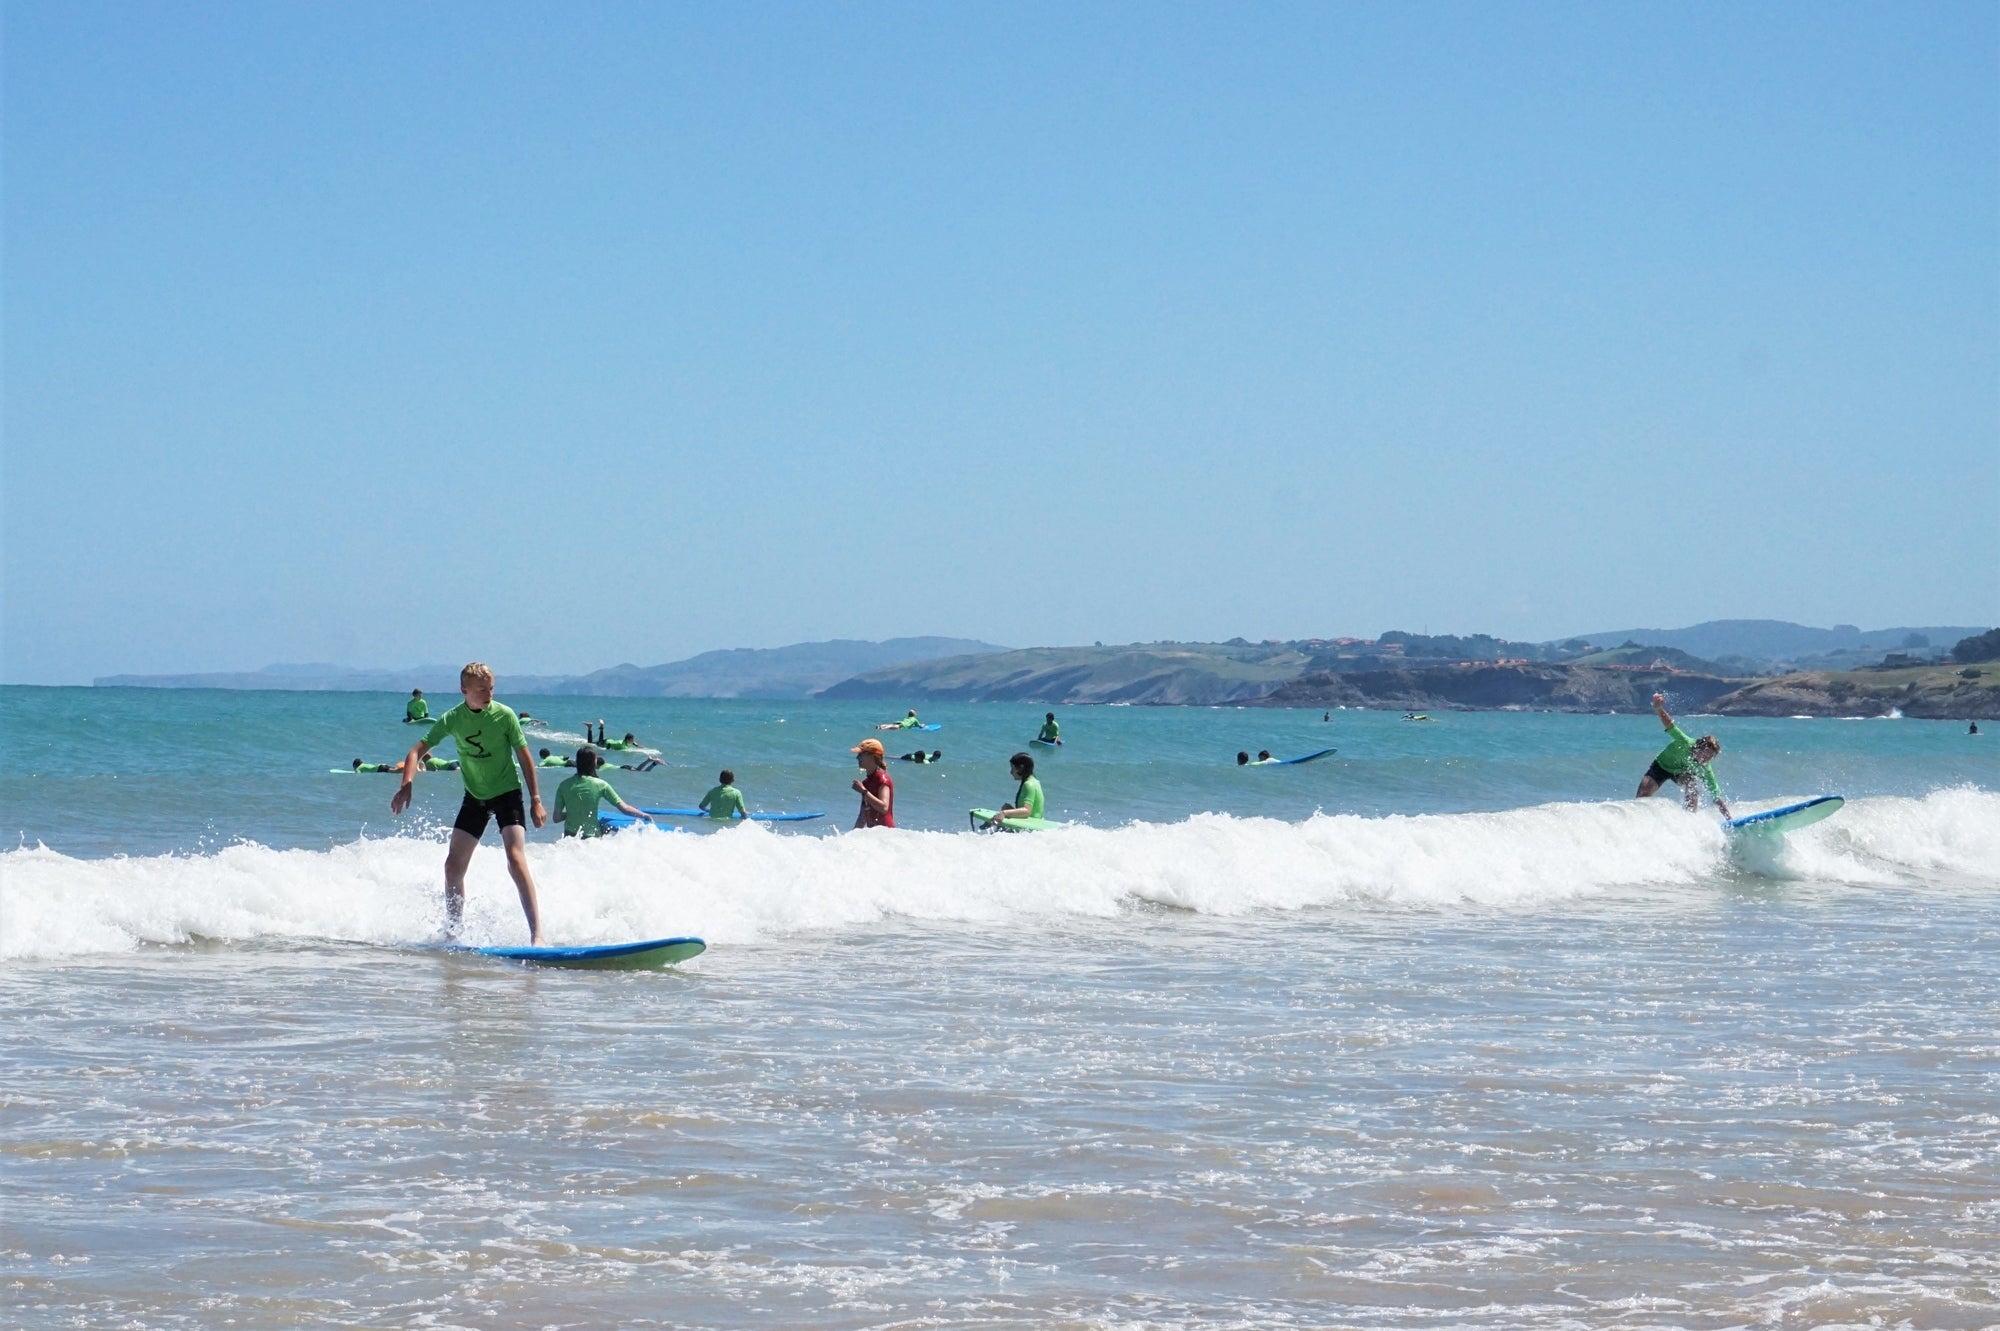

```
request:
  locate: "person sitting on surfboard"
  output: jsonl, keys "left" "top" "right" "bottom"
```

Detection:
{"left": 699, "top": 770, "right": 749, "bottom": 820}
{"left": 897, "top": 749, "right": 943, "bottom": 764}
{"left": 850, "top": 738, "right": 895, "bottom": 828}
{"left": 554, "top": 747, "right": 652, "bottom": 838}
{"left": 405, "top": 689, "right": 430, "bottom": 724}
{"left": 390, "top": 661, "right": 550, "bottom": 945}
{"left": 1636, "top": 693, "right": 1731, "bottom": 817}
{"left": 985, "top": 752, "right": 1044, "bottom": 828}
{"left": 1036, "top": 713, "right": 1062, "bottom": 745}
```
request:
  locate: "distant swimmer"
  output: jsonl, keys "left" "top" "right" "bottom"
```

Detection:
{"left": 390, "top": 662, "right": 549, "bottom": 945}
{"left": 698, "top": 769, "right": 749, "bottom": 820}
{"left": 1403, "top": 712, "right": 1434, "bottom": 722}
{"left": 1036, "top": 712, "right": 1062, "bottom": 745}
{"left": 1323, "top": 712, "right": 1331, "bottom": 722}
{"left": 554, "top": 747, "right": 652, "bottom": 838}
{"left": 878, "top": 709, "right": 923, "bottom": 731}
{"left": 1973, "top": 722, "right": 1982, "bottom": 735}
{"left": 983, "top": 752, "right": 1044, "bottom": 828}
{"left": 1636, "top": 692, "right": 1731, "bottom": 817}
{"left": 850, "top": 738, "right": 896, "bottom": 828}
{"left": 405, "top": 689, "right": 430, "bottom": 724}
{"left": 897, "top": 749, "right": 944, "bottom": 764}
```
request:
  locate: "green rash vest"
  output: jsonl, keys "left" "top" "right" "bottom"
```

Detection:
{"left": 554, "top": 774, "right": 623, "bottom": 837}
{"left": 700, "top": 784, "right": 747, "bottom": 819}
{"left": 1653, "top": 724, "right": 1723, "bottom": 799}
{"left": 406, "top": 697, "right": 429, "bottom": 721}
{"left": 422, "top": 702, "right": 528, "bottom": 801}
{"left": 1037, "top": 720, "right": 1060, "bottom": 742}
{"left": 1012, "top": 774, "right": 1045, "bottom": 820}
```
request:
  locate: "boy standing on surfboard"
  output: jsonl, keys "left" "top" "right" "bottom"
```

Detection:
{"left": 1636, "top": 692, "right": 1731, "bottom": 817}
{"left": 390, "top": 662, "right": 549, "bottom": 944}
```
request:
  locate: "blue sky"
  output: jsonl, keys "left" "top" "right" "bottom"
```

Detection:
{"left": 4, "top": 2, "right": 1995, "bottom": 683}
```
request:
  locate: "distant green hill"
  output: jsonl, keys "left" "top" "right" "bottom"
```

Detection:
{"left": 817, "top": 642, "right": 1316, "bottom": 705}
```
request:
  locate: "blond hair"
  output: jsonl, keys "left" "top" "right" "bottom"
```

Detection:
{"left": 460, "top": 662, "right": 495, "bottom": 689}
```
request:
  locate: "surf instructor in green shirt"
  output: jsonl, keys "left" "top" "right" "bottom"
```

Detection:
{"left": 390, "top": 662, "right": 549, "bottom": 945}
{"left": 1635, "top": 692, "right": 1731, "bottom": 817}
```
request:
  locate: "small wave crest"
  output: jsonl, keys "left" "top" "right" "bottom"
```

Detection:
{"left": 5, "top": 791, "right": 1995, "bottom": 961}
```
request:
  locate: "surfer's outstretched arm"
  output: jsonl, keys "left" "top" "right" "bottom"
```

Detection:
{"left": 1652, "top": 693, "right": 1676, "bottom": 729}
{"left": 390, "top": 741, "right": 431, "bottom": 814}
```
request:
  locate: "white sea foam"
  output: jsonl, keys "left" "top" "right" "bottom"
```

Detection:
{"left": 3, "top": 791, "right": 1995, "bottom": 961}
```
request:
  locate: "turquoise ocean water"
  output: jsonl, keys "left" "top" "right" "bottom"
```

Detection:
{"left": 4, "top": 685, "right": 1997, "bottom": 1327}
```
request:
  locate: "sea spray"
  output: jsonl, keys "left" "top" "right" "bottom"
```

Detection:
{"left": 8, "top": 790, "right": 1994, "bottom": 962}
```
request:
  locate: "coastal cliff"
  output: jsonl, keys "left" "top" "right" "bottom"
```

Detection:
{"left": 1708, "top": 664, "right": 2000, "bottom": 719}
{"left": 1250, "top": 664, "right": 1741, "bottom": 713}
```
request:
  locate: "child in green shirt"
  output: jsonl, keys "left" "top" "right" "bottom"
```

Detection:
{"left": 699, "top": 770, "right": 749, "bottom": 820}
{"left": 985, "top": 752, "right": 1044, "bottom": 826}
{"left": 554, "top": 748, "right": 652, "bottom": 838}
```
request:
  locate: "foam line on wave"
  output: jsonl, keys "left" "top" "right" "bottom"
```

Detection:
{"left": 5, "top": 790, "right": 1995, "bottom": 961}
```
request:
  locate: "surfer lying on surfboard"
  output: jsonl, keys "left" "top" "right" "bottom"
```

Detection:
{"left": 1238, "top": 750, "right": 1275, "bottom": 766}
{"left": 897, "top": 749, "right": 943, "bottom": 764}
{"left": 357, "top": 756, "right": 458, "bottom": 772}
{"left": 1636, "top": 693, "right": 1731, "bottom": 817}
{"left": 878, "top": 709, "right": 925, "bottom": 731}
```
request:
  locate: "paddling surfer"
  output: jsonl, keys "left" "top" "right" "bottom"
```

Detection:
{"left": 390, "top": 662, "right": 549, "bottom": 944}
{"left": 1636, "top": 693, "right": 1731, "bottom": 817}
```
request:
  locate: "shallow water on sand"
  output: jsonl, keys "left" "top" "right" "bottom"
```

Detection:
{"left": 4, "top": 690, "right": 1997, "bottom": 1327}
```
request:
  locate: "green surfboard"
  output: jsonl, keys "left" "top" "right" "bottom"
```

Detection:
{"left": 968, "top": 807, "right": 1060, "bottom": 832}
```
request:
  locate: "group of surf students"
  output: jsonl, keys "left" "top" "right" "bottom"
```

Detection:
{"left": 387, "top": 664, "right": 1733, "bottom": 947}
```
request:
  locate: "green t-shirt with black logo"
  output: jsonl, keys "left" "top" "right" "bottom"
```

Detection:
{"left": 422, "top": 702, "right": 527, "bottom": 801}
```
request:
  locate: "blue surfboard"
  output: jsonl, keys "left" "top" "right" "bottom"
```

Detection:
{"left": 1726, "top": 794, "right": 1844, "bottom": 835}
{"left": 1247, "top": 748, "right": 1336, "bottom": 766}
{"left": 437, "top": 936, "right": 705, "bottom": 969}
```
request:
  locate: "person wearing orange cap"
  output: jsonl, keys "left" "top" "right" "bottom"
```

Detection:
{"left": 850, "top": 737, "right": 896, "bottom": 829}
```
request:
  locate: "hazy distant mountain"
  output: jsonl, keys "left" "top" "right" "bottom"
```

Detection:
{"left": 1562, "top": 620, "right": 1987, "bottom": 671}
{"left": 92, "top": 663, "right": 467, "bottom": 692}
{"left": 528, "top": 638, "right": 1006, "bottom": 699}
{"left": 93, "top": 637, "right": 1006, "bottom": 699}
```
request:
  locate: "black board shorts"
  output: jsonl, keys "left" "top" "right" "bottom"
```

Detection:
{"left": 1644, "top": 760, "right": 1695, "bottom": 790}
{"left": 453, "top": 789, "right": 527, "bottom": 838}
